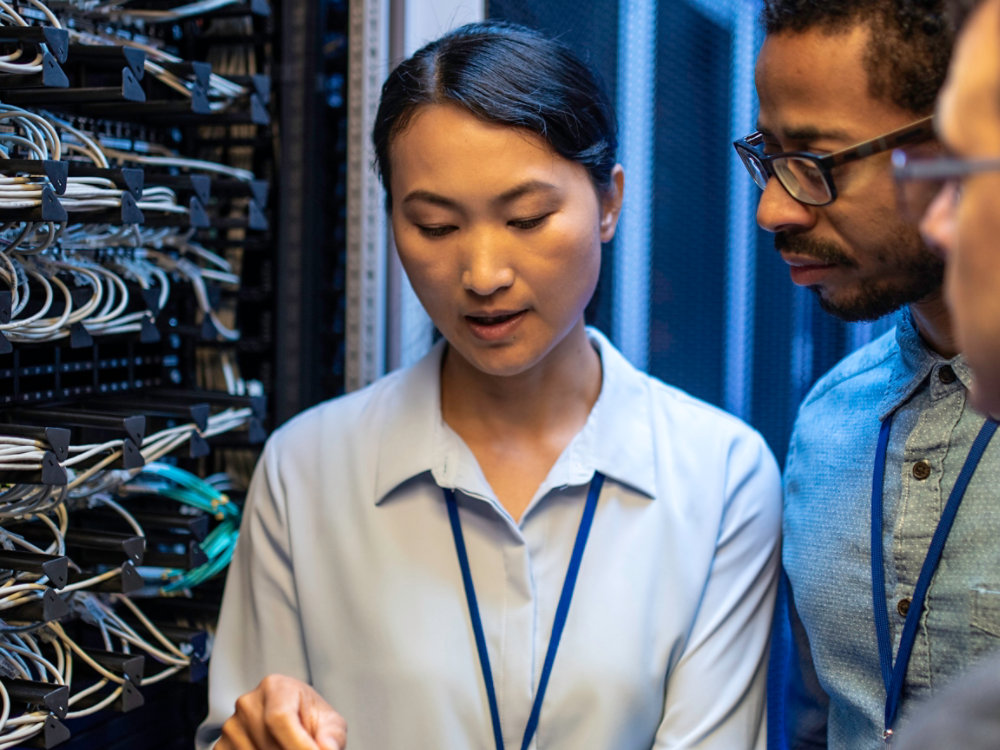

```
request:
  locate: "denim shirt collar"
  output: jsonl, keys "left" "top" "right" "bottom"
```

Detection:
{"left": 877, "top": 307, "right": 971, "bottom": 421}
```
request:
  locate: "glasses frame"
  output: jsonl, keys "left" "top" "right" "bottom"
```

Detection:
{"left": 733, "top": 115, "right": 936, "bottom": 206}
{"left": 891, "top": 150, "right": 1000, "bottom": 183}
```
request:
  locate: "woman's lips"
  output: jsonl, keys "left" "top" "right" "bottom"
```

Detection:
{"left": 465, "top": 310, "right": 526, "bottom": 340}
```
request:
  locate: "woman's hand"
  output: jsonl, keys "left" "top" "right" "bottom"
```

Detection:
{"left": 217, "top": 674, "right": 347, "bottom": 749}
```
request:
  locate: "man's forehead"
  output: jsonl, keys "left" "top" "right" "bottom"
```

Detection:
{"left": 755, "top": 28, "right": 872, "bottom": 121}
{"left": 755, "top": 25, "right": 870, "bottom": 85}
{"left": 755, "top": 25, "right": 919, "bottom": 144}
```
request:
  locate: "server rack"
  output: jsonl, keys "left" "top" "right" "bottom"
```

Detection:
{"left": 0, "top": 0, "right": 350, "bottom": 745}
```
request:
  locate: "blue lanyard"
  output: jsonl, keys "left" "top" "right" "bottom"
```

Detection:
{"left": 444, "top": 472, "right": 604, "bottom": 750}
{"left": 870, "top": 414, "right": 997, "bottom": 742}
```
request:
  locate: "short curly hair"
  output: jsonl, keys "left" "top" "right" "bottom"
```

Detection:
{"left": 762, "top": 0, "right": 958, "bottom": 114}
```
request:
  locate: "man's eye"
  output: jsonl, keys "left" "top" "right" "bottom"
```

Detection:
{"left": 417, "top": 225, "right": 456, "bottom": 238}
{"left": 509, "top": 214, "right": 549, "bottom": 230}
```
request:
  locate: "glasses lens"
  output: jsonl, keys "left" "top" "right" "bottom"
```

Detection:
{"left": 737, "top": 147, "right": 769, "bottom": 190}
{"left": 773, "top": 157, "right": 832, "bottom": 205}
{"left": 896, "top": 176, "right": 950, "bottom": 225}
{"left": 892, "top": 150, "right": 952, "bottom": 223}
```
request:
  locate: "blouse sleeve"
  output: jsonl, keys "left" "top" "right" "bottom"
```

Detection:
{"left": 653, "top": 429, "right": 782, "bottom": 749}
{"left": 195, "top": 437, "right": 312, "bottom": 749}
{"left": 769, "top": 570, "right": 831, "bottom": 748}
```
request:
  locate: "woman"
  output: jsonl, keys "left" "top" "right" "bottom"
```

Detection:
{"left": 198, "top": 21, "right": 781, "bottom": 750}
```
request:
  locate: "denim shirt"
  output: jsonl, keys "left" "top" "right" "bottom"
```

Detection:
{"left": 777, "top": 309, "right": 1000, "bottom": 749}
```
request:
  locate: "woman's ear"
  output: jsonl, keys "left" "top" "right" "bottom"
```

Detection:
{"left": 599, "top": 164, "right": 625, "bottom": 242}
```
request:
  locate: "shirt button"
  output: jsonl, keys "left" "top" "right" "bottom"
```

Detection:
{"left": 897, "top": 598, "right": 911, "bottom": 617}
{"left": 938, "top": 365, "right": 957, "bottom": 384}
{"left": 912, "top": 461, "right": 931, "bottom": 480}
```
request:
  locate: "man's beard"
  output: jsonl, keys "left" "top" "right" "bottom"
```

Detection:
{"left": 775, "top": 232, "right": 945, "bottom": 322}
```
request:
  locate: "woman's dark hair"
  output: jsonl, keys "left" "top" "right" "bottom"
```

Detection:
{"left": 372, "top": 21, "right": 618, "bottom": 210}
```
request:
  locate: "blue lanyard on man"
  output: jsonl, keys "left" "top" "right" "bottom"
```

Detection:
{"left": 870, "top": 413, "right": 997, "bottom": 743}
{"left": 444, "top": 472, "right": 605, "bottom": 750}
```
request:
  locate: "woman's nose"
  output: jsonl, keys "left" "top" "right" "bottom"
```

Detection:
{"left": 461, "top": 230, "right": 515, "bottom": 296}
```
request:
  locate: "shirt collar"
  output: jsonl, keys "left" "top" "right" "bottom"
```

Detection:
{"left": 561, "top": 328, "right": 657, "bottom": 499}
{"left": 372, "top": 328, "right": 657, "bottom": 505}
{"left": 372, "top": 338, "right": 452, "bottom": 505}
{"left": 877, "top": 307, "right": 970, "bottom": 420}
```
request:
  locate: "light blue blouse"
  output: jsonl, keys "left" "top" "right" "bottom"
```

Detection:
{"left": 197, "top": 329, "right": 782, "bottom": 749}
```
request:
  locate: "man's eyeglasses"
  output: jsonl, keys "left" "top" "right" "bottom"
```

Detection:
{"left": 892, "top": 149, "right": 1000, "bottom": 222}
{"left": 733, "top": 116, "right": 935, "bottom": 206}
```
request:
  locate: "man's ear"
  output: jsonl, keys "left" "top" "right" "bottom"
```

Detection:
{"left": 599, "top": 164, "right": 625, "bottom": 242}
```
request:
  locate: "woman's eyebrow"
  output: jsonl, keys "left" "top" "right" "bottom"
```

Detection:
{"left": 400, "top": 181, "right": 560, "bottom": 208}
{"left": 496, "top": 180, "right": 559, "bottom": 204}
{"left": 400, "top": 189, "right": 459, "bottom": 208}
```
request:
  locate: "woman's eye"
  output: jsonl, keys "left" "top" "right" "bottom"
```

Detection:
{"left": 417, "top": 225, "right": 456, "bottom": 238}
{"left": 509, "top": 214, "right": 549, "bottom": 230}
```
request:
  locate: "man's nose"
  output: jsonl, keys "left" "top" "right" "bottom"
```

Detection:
{"left": 755, "top": 177, "right": 819, "bottom": 234}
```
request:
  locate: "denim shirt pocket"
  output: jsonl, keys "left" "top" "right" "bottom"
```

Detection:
{"left": 970, "top": 586, "right": 1000, "bottom": 639}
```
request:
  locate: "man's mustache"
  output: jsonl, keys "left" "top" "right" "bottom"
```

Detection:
{"left": 775, "top": 233, "right": 856, "bottom": 267}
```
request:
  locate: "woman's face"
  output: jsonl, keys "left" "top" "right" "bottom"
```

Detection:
{"left": 388, "top": 103, "right": 623, "bottom": 379}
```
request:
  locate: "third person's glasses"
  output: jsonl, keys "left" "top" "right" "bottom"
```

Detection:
{"left": 892, "top": 149, "right": 1000, "bottom": 222}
